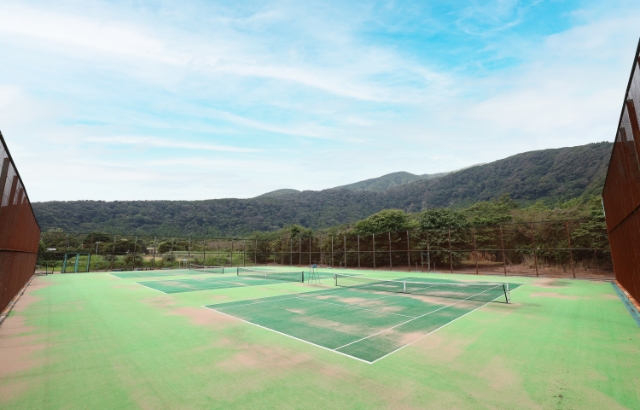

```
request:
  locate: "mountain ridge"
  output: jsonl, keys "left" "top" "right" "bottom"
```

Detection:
{"left": 32, "top": 142, "right": 612, "bottom": 235}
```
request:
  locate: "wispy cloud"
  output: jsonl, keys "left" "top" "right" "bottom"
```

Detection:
{"left": 86, "top": 136, "right": 261, "bottom": 153}
{"left": 1, "top": 0, "right": 638, "bottom": 202}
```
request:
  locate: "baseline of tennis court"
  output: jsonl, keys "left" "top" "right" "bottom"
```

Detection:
{"left": 137, "top": 275, "right": 309, "bottom": 294}
{"left": 205, "top": 278, "right": 521, "bottom": 363}
{"left": 111, "top": 268, "right": 224, "bottom": 279}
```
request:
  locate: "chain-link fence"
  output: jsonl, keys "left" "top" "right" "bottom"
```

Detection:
{"left": 0, "top": 131, "right": 41, "bottom": 314}
{"left": 39, "top": 217, "right": 611, "bottom": 280}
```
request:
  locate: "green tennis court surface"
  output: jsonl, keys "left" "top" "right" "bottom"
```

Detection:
{"left": 138, "top": 275, "right": 307, "bottom": 293}
{"left": 206, "top": 278, "right": 521, "bottom": 362}
{"left": 112, "top": 270, "right": 222, "bottom": 279}
{"left": 2, "top": 270, "right": 639, "bottom": 409}
{"left": 136, "top": 268, "right": 344, "bottom": 293}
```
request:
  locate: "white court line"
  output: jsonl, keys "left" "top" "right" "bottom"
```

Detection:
{"left": 369, "top": 284, "right": 526, "bottom": 363}
{"left": 201, "top": 283, "right": 523, "bottom": 364}
{"left": 293, "top": 297, "right": 416, "bottom": 319}
{"left": 212, "top": 286, "right": 353, "bottom": 310}
{"left": 334, "top": 285, "right": 504, "bottom": 351}
{"left": 135, "top": 282, "right": 172, "bottom": 295}
{"left": 203, "top": 306, "right": 373, "bottom": 364}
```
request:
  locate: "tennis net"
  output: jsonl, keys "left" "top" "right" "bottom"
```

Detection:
{"left": 237, "top": 267, "right": 304, "bottom": 283}
{"left": 334, "top": 274, "right": 510, "bottom": 303}
{"left": 189, "top": 265, "right": 225, "bottom": 274}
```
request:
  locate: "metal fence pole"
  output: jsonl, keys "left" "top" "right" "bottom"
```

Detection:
{"left": 388, "top": 232, "right": 392, "bottom": 270}
{"left": 187, "top": 237, "right": 191, "bottom": 267}
{"left": 344, "top": 235, "right": 347, "bottom": 268}
{"left": 243, "top": 239, "right": 246, "bottom": 266}
{"left": 89, "top": 233, "right": 94, "bottom": 272}
{"left": 231, "top": 239, "right": 234, "bottom": 267}
{"left": 426, "top": 229, "right": 431, "bottom": 272}
{"left": 254, "top": 239, "right": 257, "bottom": 266}
{"left": 290, "top": 238, "right": 293, "bottom": 266}
{"left": 171, "top": 238, "right": 175, "bottom": 269}
{"left": 566, "top": 221, "right": 575, "bottom": 278}
{"left": 299, "top": 237, "right": 302, "bottom": 266}
{"left": 499, "top": 225, "right": 507, "bottom": 276}
{"left": 320, "top": 236, "right": 324, "bottom": 266}
{"left": 331, "top": 236, "right": 334, "bottom": 267}
{"left": 406, "top": 231, "right": 411, "bottom": 271}
{"left": 530, "top": 223, "right": 539, "bottom": 277}
{"left": 111, "top": 235, "right": 116, "bottom": 271}
{"left": 199, "top": 238, "right": 204, "bottom": 266}
{"left": 132, "top": 236, "right": 138, "bottom": 271}
{"left": 373, "top": 234, "right": 376, "bottom": 270}
{"left": 357, "top": 234, "right": 361, "bottom": 268}
{"left": 448, "top": 228, "right": 453, "bottom": 273}
{"left": 152, "top": 236, "right": 157, "bottom": 269}
{"left": 473, "top": 227, "right": 478, "bottom": 275}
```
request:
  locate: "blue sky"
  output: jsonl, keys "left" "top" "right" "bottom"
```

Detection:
{"left": 1, "top": 0, "right": 639, "bottom": 202}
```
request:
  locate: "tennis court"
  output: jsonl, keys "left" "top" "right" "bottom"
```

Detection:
{"left": 137, "top": 276, "right": 300, "bottom": 294}
{"left": 135, "top": 267, "right": 342, "bottom": 293}
{"left": 205, "top": 275, "right": 521, "bottom": 362}
{"left": 112, "top": 266, "right": 226, "bottom": 279}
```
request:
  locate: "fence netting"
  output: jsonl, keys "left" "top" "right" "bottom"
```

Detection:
{"left": 38, "top": 217, "right": 611, "bottom": 280}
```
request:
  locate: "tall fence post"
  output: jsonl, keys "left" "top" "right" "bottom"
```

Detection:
{"left": 203, "top": 238, "right": 206, "bottom": 266}
{"left": 171, "top": 238, "right": 175, "bottom": 269}
{"left": 388, "top": 232, "right": 393, "bottom": 270}
{"left": 530, "top": 223, "right": 539, "bottom": 277}
{"left": 254, "top": 240, "right": 257, "bottom": 265}
{"left": 89, "top": 233, "right": 94, "bottom": 272}
{"left": 565, "top": 221, "right": 575, "bottom": 278}
{"left": 473, "top": 227, "right": 478, "bottom": 275}
{"left": 187, "top": 237, "right": 191, "bottom": 267}
{"left": 320, "top": 236, "right": 324, "bottom": 266}
{"left": 152, "top": 236, "right": 157, "bottom": 270}
{"left": 309, "top": 237, "right": 312, "bottom": 266}
{"left": 111, "top": 235, "right": 116, "bottom": 271}
{"left": 357, "top": 235, "right": 361, "bottom": 268}
{"left": 372, "top": 234, "right": 376, "bottom": 270}
{"left": 231, "top": 239, "right": 234, "bottom": 267}
{"left": 426, "top": 229, "right": 430, "bottom": 272}
{"left": 499, "top": 225, "right": 507, "bottom": 276}
{"left": 290, "top": 238, "right": 293, "bottom": 266}
{"left": 344, "top": 235, "right": 347, "bottom": 268}
{"left": 448, "top": 228, "right": 453, "bottom": 273}
{"left": 406, "top": 231, "right": 411, "bottom": 272}
{"left": 331, "top": 236, "right": 334, "bottom": 267}
{"left": 243, "top": 239, "right": 246, "bottom": 266}
{"left": 299, "top": 237, "right": 302, "bottom": 266}
{"left": 132, "top": 236, "right": 138, "bottom": 271}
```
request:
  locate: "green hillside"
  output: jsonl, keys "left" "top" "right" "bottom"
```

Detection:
{"left": 332, "top": 171, "right": 448, "bottom": 192}
{"left": 32, "top": 142, "right": 612, "bottom": 235}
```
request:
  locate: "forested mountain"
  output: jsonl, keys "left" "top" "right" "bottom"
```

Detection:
{"left": 33, "top": 142, "right": 612, "bottom": 236}
{"left": 332, "top": 171, "right": 448, "bottom": 192}
{"left": 256, "top": 189, "right": 301, "bottom": 198}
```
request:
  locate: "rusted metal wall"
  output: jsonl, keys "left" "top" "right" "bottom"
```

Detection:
{"left": 602, "top": 39, "right": 640, "bottom": 303}
{"left": 0, "top": 131, "right": 41, "bottom": 313}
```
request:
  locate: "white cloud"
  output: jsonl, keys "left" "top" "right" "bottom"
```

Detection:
{"left": 1, "top": 0, "right": 639, "bottom": 203}
{"left": 86, "top": 136, "right": 261, "bottom": 153}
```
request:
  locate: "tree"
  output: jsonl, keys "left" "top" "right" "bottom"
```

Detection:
{"left": 464, "top": 194, "right": 517, "bottom": 226}
{"left": 352, "top": 209, "right": 412, "bottom": 235}
{"left": 418, "top": 208, "right": 469, "bottom": 267}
